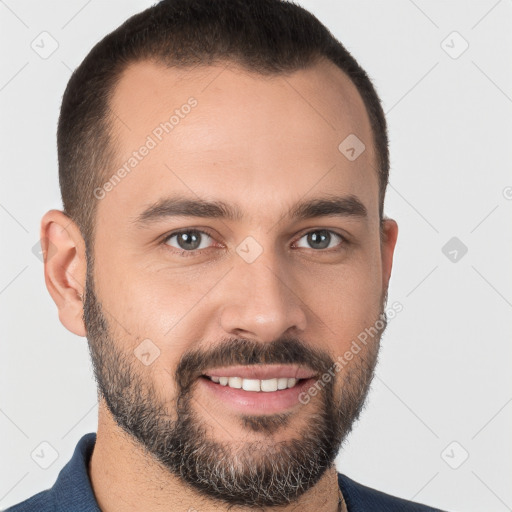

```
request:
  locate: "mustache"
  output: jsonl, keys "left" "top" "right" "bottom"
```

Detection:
{"left": 175, "top": 337, "right": 334, "bottom": 393}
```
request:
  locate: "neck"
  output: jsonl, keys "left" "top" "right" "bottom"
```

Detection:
{"left": 88, "top": 403, "right": 344, "bottom": 512}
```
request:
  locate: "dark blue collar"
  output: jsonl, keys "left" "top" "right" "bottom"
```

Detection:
{"left": 51, "top": 432, "right": 100, "bottom": 511}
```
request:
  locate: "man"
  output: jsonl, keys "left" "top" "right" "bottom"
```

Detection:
{"left": 6, "top": 0, "right": 447, "bottom": 510}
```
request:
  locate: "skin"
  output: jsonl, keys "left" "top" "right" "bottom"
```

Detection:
{"left": 41, "top": 58, "right": 398, "bottom": 511}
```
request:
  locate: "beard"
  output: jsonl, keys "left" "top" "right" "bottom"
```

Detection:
{"left": 83, "top": 254, "right": 387, "bottom": 508}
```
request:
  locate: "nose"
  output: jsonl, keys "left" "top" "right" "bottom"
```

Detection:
{"left": 219, "top": 251, "right": 308, "bottom": 343}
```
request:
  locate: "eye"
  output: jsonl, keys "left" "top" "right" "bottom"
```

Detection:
{"left": 294, "top": 229, "right": 346, "bottom": 251}
{"left": 163, "top": 229, "right": 216, "bottom": 256}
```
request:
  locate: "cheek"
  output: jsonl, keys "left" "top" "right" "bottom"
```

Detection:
{"left": 93, "top": 268, "right": 201, "bottom": 400}
{"left": 96, "top": 260, "right": 225, "bottom": 353}
{"left": 308, "top": 261, "right": 383, "bottom": 347}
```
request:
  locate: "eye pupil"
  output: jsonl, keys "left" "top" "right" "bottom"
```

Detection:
{"left": 308, "top": 230, "right": 331, "bottom": 249}
{"left": 178, "top": 231, "right": 201, "bottom": 250}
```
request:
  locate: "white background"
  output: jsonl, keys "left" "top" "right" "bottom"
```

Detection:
{"left": 1, "top": 1, "right": 511, "bottom": 511}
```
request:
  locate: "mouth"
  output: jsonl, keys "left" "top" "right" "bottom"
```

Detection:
{"left": 197, "top": 365, "right": 319, "bottom": 414}
{"left": 201, "top": 374, "right": 310, "bottom": 392}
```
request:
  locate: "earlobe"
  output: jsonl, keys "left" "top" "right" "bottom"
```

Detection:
{"left": 41, "top": 210, "right": 87, "bottom": 337}
{"left": 380, "top": 218, "right": 399, "bottom": 291}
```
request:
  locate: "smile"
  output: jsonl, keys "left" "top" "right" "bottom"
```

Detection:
{"left": 198, "top": 373, "right": 317, "bottom": 414}
{"left": 205, "top": 375, "right": 302, "bottom": 392}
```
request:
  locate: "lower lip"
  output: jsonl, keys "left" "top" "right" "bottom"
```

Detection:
{"left": 198, "top": 376, "right": 316, "bottom": 414}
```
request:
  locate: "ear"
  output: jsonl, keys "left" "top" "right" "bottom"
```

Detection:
{"left": 40, "top": 210, "right": 87, "bottom": 337}
{"left": 380, "top": 217, "right": 398, "bottom": 292}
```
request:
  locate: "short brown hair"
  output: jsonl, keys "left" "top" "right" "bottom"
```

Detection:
{"left": 58, "top": 0, "right": 389, "bottom": 247}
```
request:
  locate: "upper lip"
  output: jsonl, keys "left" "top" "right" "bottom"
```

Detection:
{"left": 202, "top": 364, "right": 318, "bottom": 380}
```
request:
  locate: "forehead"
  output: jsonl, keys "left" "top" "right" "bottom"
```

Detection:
{"left": 100, "top": 58, "right": 378, "bottom": 226}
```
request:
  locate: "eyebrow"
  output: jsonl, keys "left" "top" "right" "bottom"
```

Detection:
{"left": 133, "top": 194, "right": 368, "bottom": 226}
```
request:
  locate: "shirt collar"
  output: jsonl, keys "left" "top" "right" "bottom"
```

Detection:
{"left": 51, "top": 432, "right": 101, "bottom": 511}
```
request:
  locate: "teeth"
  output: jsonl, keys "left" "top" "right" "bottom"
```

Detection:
{"left": 261, "top": 378, "right": 278, "bottom": 392}
{"left": 242, "top": 379, "right": 260, "bottom": 392}
{"left": 208, "top": 376, "right": 300, "bottom": 392}
{"left": 228, "top": 376, "right": 243, "bottom": 389}
{"left": 277, "top": 377, "right": 289, "bottom": 390}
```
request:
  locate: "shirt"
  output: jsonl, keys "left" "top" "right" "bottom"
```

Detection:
{"left": 4, "top": 432, "right": 446, "bottom": 511}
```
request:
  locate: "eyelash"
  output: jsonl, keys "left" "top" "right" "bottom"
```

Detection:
{"left": 161, "top": 228, "right": 349, "bottom": 258}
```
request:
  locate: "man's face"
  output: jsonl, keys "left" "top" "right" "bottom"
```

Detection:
{"left": 83, "top": 59, "right": 396, "bottom": 507}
